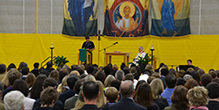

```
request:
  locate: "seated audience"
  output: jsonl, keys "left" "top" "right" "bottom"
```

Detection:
{"left": 64, "top": 79, "right": 83, "bottom": 110}
{"left": 102, "top": 87, "right": 119, "bottom": 109}
{"left": 206, "top": 82, "right": 219, "bottom": 110}
{"left": 187, "top": 86, "right": 208, "bottom": 110}
{"left": 161, "top": 74, "right": 176, "bottom": 106}
{"left": 12, "top": 79, "right": 35, "bottom": 110}
{"left": 31, "top": 62, "right": 40, "bottom": 77}
{"left": 4, "top": 90, "right": 25, "bottom": 110}
{"left": 106, "top": 80, "right": 146, "bottom": 110}
{"left": 39, "top": 87, "right": 59, "bottom": 110}
{"left": 200, "top": 74, "right": 212, "bottom": 87}
{"left": 135, "top": 83, "right": 159, "bottom": 110}
{"left": 184, "top": 79, "right": 199, "bottom": 90}
{"left": 59, "top": 74, "right": 78, "bottom": 104}
{"left": 164, "top": 86, "right": 189, "bottom": 110}
{"left": 150, "top": 78, "right": 168, "bottom": 110}
{"left": 79, "top": 81, "right": 100, "bottom": 110}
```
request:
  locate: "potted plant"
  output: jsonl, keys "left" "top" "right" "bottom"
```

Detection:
{"left": 53, "top": 56, "right": 69, "bottom": 67}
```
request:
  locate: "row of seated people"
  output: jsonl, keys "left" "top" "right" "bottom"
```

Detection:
{"left": 0, "top": 61, "right": 218, "bottom": 110}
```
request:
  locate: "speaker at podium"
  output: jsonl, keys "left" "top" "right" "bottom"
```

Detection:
{"left": 78, "top": 49, "right": 92, "bottom": 64}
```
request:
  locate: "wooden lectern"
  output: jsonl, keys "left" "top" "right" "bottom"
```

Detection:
{"left": 78, "top": 49, "right": 92, "bottom": 64}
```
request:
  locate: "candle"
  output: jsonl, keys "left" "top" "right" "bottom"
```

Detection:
{"left": 151, "top": 44, "right": 154, "bottom": 49}
{"left": 51, "top": 42, "right": 53, "bottom": 48}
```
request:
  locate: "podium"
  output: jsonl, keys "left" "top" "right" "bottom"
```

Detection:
{"left": 78, "top": 49, "right": 92, "bottom": 64}
{"left": 104, "top": 52, "right": 131, "bottom": 66}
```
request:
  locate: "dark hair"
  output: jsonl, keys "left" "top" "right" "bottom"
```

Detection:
{"left": 135, "top": 80, "right": 146, "bottom": 91}
{"left": 176, "top": 78, "right": 186, "bottom": 86}
{"left": 49, "top": 70, "right": 59, "bottom": 81}
{"left": 74, "top": 79, "right": 83, "bottom": 94}
{"left": 59, "top": 68, "right": 68, "bottom": 82}
{"left": 95, "top": 70, "right": 106, "bottom": 84}
{"left": 123, "top": 66, "right": 130, "bottom": 75}
{"left": 13, "top": 79, "right": 28, "bottom": 96}
{"left": 200, "top": 74, "right": 212, "bottom": 87}
{"left": 212, "top": 78, "right": 219, "bottom": 84}
{"left": 165, "top": 74, "right": 176, "bottom": 88}
{"left": 103, "top": 66, "right": 112, "bottom": 76}
{"left": 120, "top": 63, "right": 126, "bottom": 70}
{"left": 171, "top": 86, "right": 189, "bottom": 109}
{"left": 184, "top": 79, "right": 199, "bottom": 90}
{"left": 40, "top": 87, "right": 59, "bottom": 106}
{"left": 86, "top": 66, "right": 94, "bottom": 74}
{"left": 46, "top": 61, "right": 53, "bottom": 68}
{"left": 206, "top": 82, "right": 219, "bottom": 99}
{"left": 209, "top": 71, "right": 217, "bottom": 79}
{"left": 18, "top": 62, "right": 28, "bottom": 71}
{"left": 67, "top": 75, "right": 78, "bottom": 90}
{"left": 0, "top": 64, "right": 6, "bottom": 73}
{"left": 135, "top": 83, "right": 154, "bottom": 108}
{"left": 111, "top": 80, "right": 121, "bottom": 91}
{"left": 85, "top": 35, "right": 89, "bottom": 39}
{"left": 34, "top": 62, "right": 39, "bottom": 68}
{"left": 161, "top": 68, "right": 169, "bottom": 76}
{"left": 187, "top": 59, "right": 192, "bottom": 63}
{"left": 43, "top": 77, "right": 58, "bottom": 88}
{"left": 83, "top": 81, "right": 99, "bottom": 100}
{"left": 21, "top": 67, "right": 29, "bottom": 75}
{"left": 25, "top": 73, "right": 36, "bottom": 88}
{"left": 7, "top": 63, "right": 16, "bottom": 71}
{"left": 30, "top": 74, "right": 47, "bottom": 100}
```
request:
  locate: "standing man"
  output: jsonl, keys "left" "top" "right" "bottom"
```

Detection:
{"left": 133, "top": 46, "right": 146, "bottom": 66}
{"left": 82, "top": 35, "right": 95, "bottom": 64}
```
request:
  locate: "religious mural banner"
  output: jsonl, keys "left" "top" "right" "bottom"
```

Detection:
{"left": 62, "top": 0, "right": 98, "bottom": 36}
{"left": 151, "top": 0, "right": 191, "bottom": 37}
{"left": 103, "top": 0, "right": 149, "bottom": 37}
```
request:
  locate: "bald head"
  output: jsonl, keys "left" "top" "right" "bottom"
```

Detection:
{"left": 120, "top": 80, "right": 134, "bottom": 97}
{"left": 138, "top": 46, "right": 143, "bottom": 52}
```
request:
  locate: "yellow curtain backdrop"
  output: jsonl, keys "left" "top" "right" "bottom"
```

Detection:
{"left": 0, "top": 33, "right": 218, "bottom": 72}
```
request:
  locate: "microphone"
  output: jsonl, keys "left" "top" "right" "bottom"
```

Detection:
{"left": 113, "top": 42, "right": 118, "bottom": 45}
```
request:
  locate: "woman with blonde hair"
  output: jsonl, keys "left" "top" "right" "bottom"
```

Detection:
{"left": 150, "top": 78, "right": 168, "bottom": 110}
{"left": 104, "top": 75, "right": 115, "bottom": 87}
{"left": 187, "top": 86, "right": 208, "bottom": 110}
{"left": 57, "top": 75, "right": 69, "bottom": 94}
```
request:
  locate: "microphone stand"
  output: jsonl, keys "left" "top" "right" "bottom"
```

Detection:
{"left": 99, "top": 42, "right": 118, "bottom": 52}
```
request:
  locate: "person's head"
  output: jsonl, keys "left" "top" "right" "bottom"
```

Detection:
{"left": 82, "top": 81, "right": 99, "bottom": 101}
{"left": 115, "top": 70, "right": 125, "bottom": 81}
{"left": 183, "top": 74, "right": 193, "bottom": 81}
{"left": 0, "top": 64, "right": 6, "bottom": 74}
{"left": 200, "top": 74, "right": 212, "bottom": 87}
{"left": 85, "top": 35, "right": 90, "bottom": 42}
{"left": 110, "top": 79, "right": 121, "bottom": 91}
{"left": 46, "top": 61, "right": 53, "bottom": 69}
{"left": 212, "top": 78, "right": 219, "bottom": 84}
{"left": 7, "top": 68, "right": 22, "bottom": 86}
{"left": 171, "top": 86, "right": 189, "bottom": 109}
{"left": 86, "top": 66, "right": 94, "bottom": 75}
{"left": 40, "top": 87, "right": 59, "bottom": 107}
{"left": 74, "top": 79, "right": 84, "bottom": 94}
{"left": 135, "top": 83, "right": 154, "bottom": 108}
{"left": 145, "top": 64, "right": 155, "bottom": 74}
{"left": 67, "top": 75, "right": 78, "bottom": 90}
{"left": 206, "top": 82, "right": 219, "bottom": 99}
{"left": 120, "top": 80, "right": 134, "bottom": 98}
{"left": 209, "top": 71, "right": 217, "bottom": 79}
{"left": 25, "top": 73, "right": 36, "bottom": 88}
{"left": 184, "top": 79, "right": 199, "bottom": 90}
{"left": 104, "top": 75, "right": 116, "bottom": 87}
{"left": 197, "top": 69, "right": 205, "bottom": 78}
{"left": 176, "top": 69, "right": 185, "bottom": 78}
{"left": 4, "top": 91, "right": 25, "bottom": 110}
{"left": 150, "top": 78, "right": 164, "bottom": 98}
{"left": 161, "top": 68, "right": 169, "bottom": 76}
{"left": 135, "top": 80, "right": 146, "bottom": 90}
{"left": 105, "top": 87, "right": 119, "bottom": 103}
{"left": 21, "top": 67, "right": 29, "bottom": 75}
{"left": 130, "top": 67, "right": 137, "bottom": 74}
{"left": 120, "top": 63, "right": 126, "bottom": 70}
{"left": 7, "top": 63, "right": 16, "bottom": 71}
{"left": 13, "top": 79, "right": 29, "bottom": 97}
{"left": 187, "top": 59, "right": 192, "bottom": 65}
{"left": 95, "top": 70, "right": 106, "bottom": 84}
{"left": 30, "top": 74, "right": 47, "bottom": 100}
{"left": 33, "top": 62, "right": 39, "bottom": 69}
{"left": 165, "top": 74, "right": 176, "bottom": 88}
{"left": 138, "top": 46, "right": 143, "bottom": 53}
{"left": 176, "top": 78, "right": 186, "bottom": 86}
{"left": 123, "top": 66, "right": 130, "bottom": 75}
{"left": 59, "top": 68, "right": 69, "bottom": 82}
{"left": 103, "top": 66, "right": 112, "bottom": 76}
{"left": 187, "top": 86, "right": 208, "bottom": 107}
{"left": 43, "top": 77, "right": 58, "bottom": 89}
{"left": 18, "top": 62, "right": 28, "bottom": 71}
{"left": 49, "top": 70, "right": 59, "bottom": 81}
{"left": 123, "top": 6, "right": 131, "bottom": 16}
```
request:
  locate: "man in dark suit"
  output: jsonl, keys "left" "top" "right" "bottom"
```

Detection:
{"left": 105, "top": 80, "right": 147, "bottom": 110}
{"left": 79, "top": 81, "right": 100, "bottom": 110}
